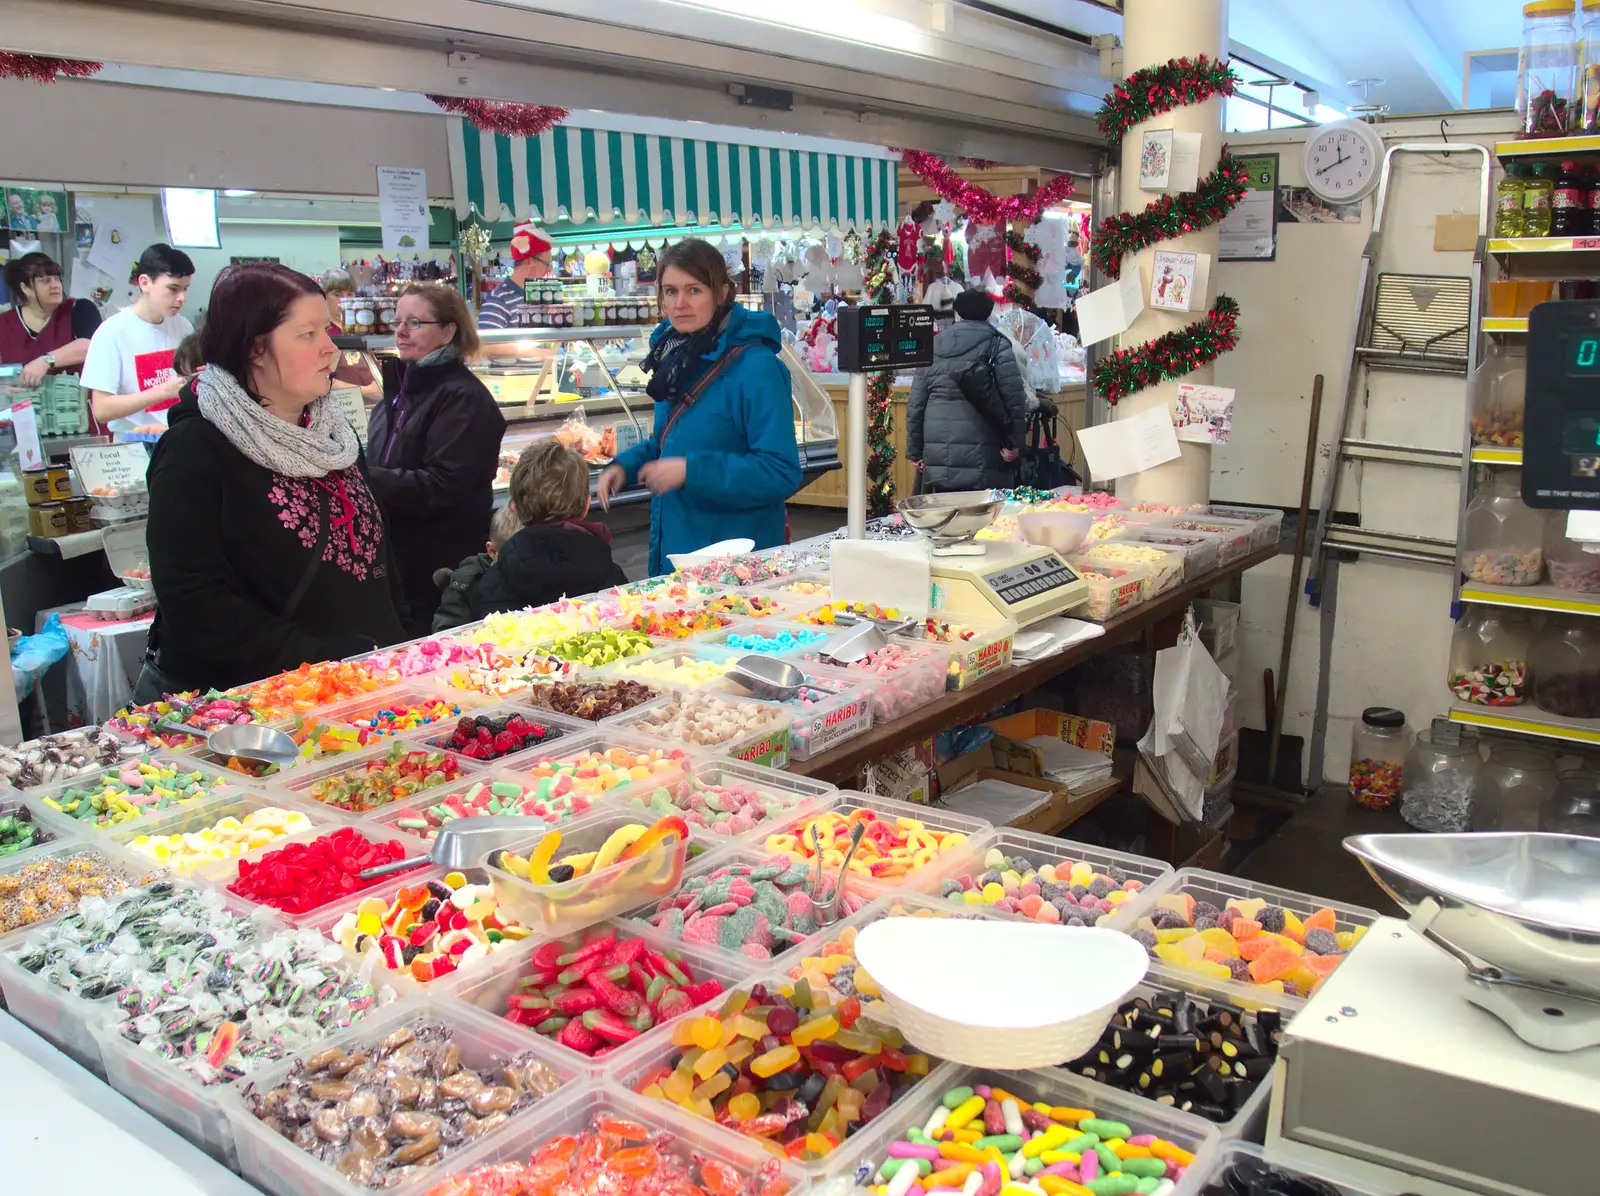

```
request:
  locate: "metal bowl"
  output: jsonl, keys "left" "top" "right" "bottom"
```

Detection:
{"left": 895, "top": 490, "right": 1006, "bottom": 544}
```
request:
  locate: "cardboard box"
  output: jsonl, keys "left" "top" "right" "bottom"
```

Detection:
{"left": 938, "top": 743, "right": 1092, "bottom": 833}
{"left": 984, "top": 709, "right": 1116, "bottom": 780}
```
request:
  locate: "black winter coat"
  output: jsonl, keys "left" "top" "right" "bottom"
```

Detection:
{"left": 145, "top": 386, "right": 408, "bottom": 693}
{"left": 371, "top": 356, "right": 505, "bottom": 634}
{"left": 907, "top": 320, "right": 1028, "bottom": 493}
{"left": 468, "top": 522, "right": 628, "bottom": 619}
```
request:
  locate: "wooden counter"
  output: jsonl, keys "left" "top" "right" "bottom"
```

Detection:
{"left": 793, "top": 381, "right": 1088, "bottom": 509}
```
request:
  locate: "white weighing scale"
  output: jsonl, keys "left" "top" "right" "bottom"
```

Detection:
{"left": 1264, "top": 832, "right": 1600, "bottom": 1196}
{"left": 896, "top": 492, "right": 1087, "bottom": 627}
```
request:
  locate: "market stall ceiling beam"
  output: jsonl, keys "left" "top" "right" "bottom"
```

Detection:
{"left": 10, "top": 0, "right": 1105, "bottom": 172}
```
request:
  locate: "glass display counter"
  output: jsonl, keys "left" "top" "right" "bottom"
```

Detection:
{"left": 363, "top": 326, "right": 838, "bottom": 506}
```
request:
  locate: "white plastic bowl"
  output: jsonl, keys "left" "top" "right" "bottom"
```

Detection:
{"left": 1019, "top": 511, "right": 1092, "bottom": 556}
{"left": 854, "top": 916, "right": 1149, "bottom": 1068}
{"left": 668, "top": 538, "right": 756, "bottom": 569}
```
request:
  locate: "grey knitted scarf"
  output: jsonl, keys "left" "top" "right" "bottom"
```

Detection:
{"left": 196, "top": 364, "right": 360, "bottom": 478}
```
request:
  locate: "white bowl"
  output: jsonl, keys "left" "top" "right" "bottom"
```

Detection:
{"left": 1019, "top": 511, "right": 1092, "bottom": 556}
{"left": 854, "top": 916, "right": 1149, "bottom": 1068}
{"left": 669, "top": 538, "right": 756, "bottom": 568}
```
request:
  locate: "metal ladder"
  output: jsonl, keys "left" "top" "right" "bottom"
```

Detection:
{"left": 1304, "top": 141, "right": 1492, "bottom": 604}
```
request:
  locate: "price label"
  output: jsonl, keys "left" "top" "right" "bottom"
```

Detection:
{"left": 615, "top": 422, "right": 643, "bottom": 454}
{"left": 329, "top": 386, "right": 369, "bottom": 444}
{"left": 71, "top": 443, "right": 150, "bottom": 495}
{"left": 1574, "top": 237, "right": 1600, "bottom": 250}
{"left": 11, "top": 402, "right": 42, "bottom": 471}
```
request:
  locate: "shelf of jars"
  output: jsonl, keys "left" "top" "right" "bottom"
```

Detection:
{"left": 1458, "top": 581, "right": 1600, "bottom": 616}
{"left": 1496, "top": 135, "right": 1600, "bottom": 159}
{"left": 1448, "top": 698, "right": 1600, "bottom": 747}
{"left": 1444, "top": 600, "right": 1600, "bottom": 749}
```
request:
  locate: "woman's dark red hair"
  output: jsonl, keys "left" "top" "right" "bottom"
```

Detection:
{"left": 200, "top": 262, "right": 325, "bottom": 386}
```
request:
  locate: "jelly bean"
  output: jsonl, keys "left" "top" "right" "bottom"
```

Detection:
{"left": 1347, "top": 758, "right": 1402, "bottom": 811}
{"left": 0, "top": 851, "right": 129, "bottom": 933}
{"left": 334, "top": 876, "right": 530, "bottom": 982}
{"left": 246, "top": 1019, "right": 559, "bottom": 1186}
{"left": 229, "top": 828, "right": 413, "bottom": 914}
{"left": 641, "top": 856, "right": 866, "bottom": 959}
{"left": 303, "top": 743, "right": 469, "bottom": 814}
{"left": 768, "top": 808, "right": 969, "bottom": 887}
{"left": 1060, "top": 988, "right": 1281, "bottom": 1124}
{"left": 943, "top": 847, "right": 1147, "bottom": 928}
{"left": 125, "top": 806, "right": 314, "bottom": 871}
{"left": 0, "top": 727, "right": 141, "bottom": 789}
{"left": 237, "top": 660, "right": 384, "bottom": 720}
{"left": 427, "top": 710, "right": 567, "bottom": 762}
{"left": 42, "top": 761, "right": 233, "bottom": 828}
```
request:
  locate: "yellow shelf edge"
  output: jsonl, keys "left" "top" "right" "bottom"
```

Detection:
{"left": 1469, "top": 446, "right": 1524, "bottom": 464}
{"left": 1481, "top": 318, "right": 1528, "bottom": 333}
{"left": 1496, "top": 136, "right": 1600, "bottom": 159}
{"left": 1449, "top": 706, "right": 1600, "bottom": 745}
{"left": 1489, "top": 237, "right": 1600, "bottom": 254}
{"left": 1458, "top": 587, "right": 1600, "bottom": 614}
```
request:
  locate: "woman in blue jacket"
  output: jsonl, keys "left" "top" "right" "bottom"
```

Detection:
{"left": 600, "top": 239, "right": 801, "bottom": 576}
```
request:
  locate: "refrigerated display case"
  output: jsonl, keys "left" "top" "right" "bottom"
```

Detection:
{"left": 358, "top": 325, "right": 840, "bottom": 506}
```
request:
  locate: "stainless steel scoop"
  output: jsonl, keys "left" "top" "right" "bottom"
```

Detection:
{"left": 820, "top": 621, "right": 889, "bottom": 666}
{"left": 806, "top": 820, "right": 866, "bottom": 926}
{"left": 160, "top": 721, "right": 301, "bottom": 768}
{"left": 725, "top": 655, "right": 840, "bottom": 702}
{"left": 358, "top": 815, "right": 547, "bottom": 879}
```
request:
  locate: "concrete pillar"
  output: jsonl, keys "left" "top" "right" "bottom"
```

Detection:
{"left": 1113, "top": 0, "right": 1227, "bottom": 505}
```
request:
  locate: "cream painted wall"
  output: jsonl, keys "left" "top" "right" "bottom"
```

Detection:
{"left": 184, "top": 225, "right": 346, "bottom": 320}
{"left": 1212, "top": 111, "right": 1517, "bottom": 784}
{"left": 0, "top": 79, "right": 451, "bottom": 197}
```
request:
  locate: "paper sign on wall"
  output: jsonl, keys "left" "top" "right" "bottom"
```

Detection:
{"left": 11, "top": 403, "right": 41, "bottom": 471}
{"left": 329, "top": 386, "right": 369, "bottom": 445}
{"left": 70, "top": 443, "right": 150, "bottom": 494}
{"left": 1167, "top": 132, "right": 1203, "bottom": 193}
{"left": 1076, "top": 265, "right": 1144, "bottom": 347}
{"left": 377, "top": 167, "right": 429, "bottom": 252}
{"left": 1173, "top": 383, "right": 1235, "bottom": 445}
{"left": 1077, "top": 403, "right": 1182, "bottom": 482}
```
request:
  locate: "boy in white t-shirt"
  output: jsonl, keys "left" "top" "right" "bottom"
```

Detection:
{"left": 80, "top": 243, "right": 196, "bottom": 438}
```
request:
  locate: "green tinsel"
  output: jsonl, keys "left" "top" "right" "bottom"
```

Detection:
{"left": 1097, "top": 55, "right": 1240, "bottom": 151}
{"left": 1092, "top": 296, "right": 1241, "bottom": 404}
{"left": 863, "top": 231, "right": 898, "bottom": 515}
{"left": 1091, "top": 152, "right": 1252, "bottom": 280}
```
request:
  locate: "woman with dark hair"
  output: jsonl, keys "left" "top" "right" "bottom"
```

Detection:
{"left": 598, "top": 238, "right": 800, "bottom": 576}
{"left": 368, "top": 282, "right": 504, "bottom": 633}
{"left": 0, "top": 252, "right": 101, "bottom": 385}
{"left": 138, "top": 262, "right": 407, "bottom": 697}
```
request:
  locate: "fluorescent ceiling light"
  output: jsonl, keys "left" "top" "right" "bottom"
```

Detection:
{"left": 223, "top": 189, "right": 257, "bottom": 196}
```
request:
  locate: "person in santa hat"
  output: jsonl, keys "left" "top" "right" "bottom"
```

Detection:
{"left": 479, "top": 222, "right": 553, "bottom": 330}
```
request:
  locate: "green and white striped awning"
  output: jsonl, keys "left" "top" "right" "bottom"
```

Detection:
{"left": 447, "top": 117, "right": 898, "bottom": 234}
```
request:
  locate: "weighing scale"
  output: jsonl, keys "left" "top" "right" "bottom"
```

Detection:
{"left": 1264, "top": 833, "right": 1600, "bottom": 1196}
{"left": 1524, "top": 300, "right": 1600, "bottom": 509}
{"left": 896, "top": 491, "right": 1088, "bottom": 626}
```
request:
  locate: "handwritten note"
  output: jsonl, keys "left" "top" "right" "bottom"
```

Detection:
{"left": 11, "top": 403, "right": 41, "bottom": 471}
{"left": 1077, "top": 403, "right": 1182, "bottom": 482}
{"left": 1076, "top": 266, "right": 1145, "bottom": 347}
{"left": 71, "top": 443, "right": 150, "bottom": 495}
{"left": 329, "top": 386, "right": 369, "bottom": 445}
{"left": 1167, "top": 132, "right": 1203, "bottom": 193}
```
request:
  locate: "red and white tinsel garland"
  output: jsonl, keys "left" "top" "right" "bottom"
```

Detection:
{"left": 896, "top": 150, "right": 1076, "bottom": 225}
{"left": 0, "top": 53, "right": 102, "bottom": 83}
{"left": 426, "top": 95, "right": 569, "bottom": 139}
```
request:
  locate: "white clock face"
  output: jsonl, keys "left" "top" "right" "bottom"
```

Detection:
{"left": 1306, "top": 125, "right": 1377, "bottom": 202}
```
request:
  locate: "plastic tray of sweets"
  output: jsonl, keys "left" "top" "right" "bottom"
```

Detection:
{"left": 613, "top": 756, "right": 838, "bottom": 848}
{"left": 1064, "top": 556, "right": 1151, "bottom": 621}
{"left": 1206, "top": 504, "right": 1285, "bottom": 552}
{"left": 614, "top": 688, "right": 793, "bottom": 769}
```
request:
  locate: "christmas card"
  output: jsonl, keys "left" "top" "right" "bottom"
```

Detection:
{"left": 1139, "top": 129, "right": 1174, "bottom": 190}
{"left": 1173, "top": 383, "right": 1235, "bottom": 444}
{"left": 1149, "top": 250, "right": 1210, "bottom": 313}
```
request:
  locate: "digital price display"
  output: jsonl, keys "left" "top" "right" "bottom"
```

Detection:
{"left": 837, "top": 304, "right": 935, "bottom": 373}
{"left": 1524, "top": 302, "right": 1600, "bottom": 507}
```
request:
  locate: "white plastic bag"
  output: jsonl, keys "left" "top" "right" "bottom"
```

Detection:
{"left": 1136, "top": 609, "right": 1229, "bottom": 820}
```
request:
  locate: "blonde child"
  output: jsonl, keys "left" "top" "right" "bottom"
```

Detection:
{"left": 430, "top": 501, "right": 523, "bottom": 632}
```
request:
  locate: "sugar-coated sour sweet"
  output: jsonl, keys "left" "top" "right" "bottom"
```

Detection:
{"left": 641, "top": 855, "right": 866, "bottom": 959}
{"left": 334, "top": 874, "right": 531, "bottom": 982}
{"left": 633, "top": 976, "right": 931, "bottom": 1161}
{"left": 612, "top": 652, "right": 741, "bottom": 688}
{"left": 726, "top": 627, "right": 830, "bottom": 654}
{"left": 1347, "top": 757, "right": 1402, "bottom": 810}
{"left": 491, "top": 814, "right": 689, "bottom": 886}
{"left": 941, "top": 845, "right": 1147, "bottom": 926}
{"left": 42, "top": 760, "right": 232, "bottom": 828}
{"left": 424, "top": 711, "right": 567, "bottom": 762}
{"left": 420, "top": 1111, "right": 794, "bottom": 1196}
{"left": 861, "top": 1082, "right": 1196, "bottom": 1196}
{"left": 625, "top": 774, "right": 816, "bottom": 837}
{"left": 1129, "top": 890, "right": 1366, "bottom": 998}
{"left": 228, "top": 827, "right": 413, "bottom": 914}
{"left": 109, "top": 692, "right": 256, "bottom": 750}
{"left": 304, "top": 743, "right": 469, "bottom": 813}
{"left": 0, "top": 727, "right": 141, "bottom": 789}
{"left": 0, "top": 851, "right": 130, "bottom": 932}
{"left": 1464, "top": 547, "right": 1542, "bottom": 586}
{"left": 628, "top": 691, "right": 789, "bottom": 751}
{"left": 125, "top": 805, "right": 314, "bottom": 871}
{"left": 518, "top": 746, "right": 692, "bottom": 797}
{"left": 501, "top": 927, "right": 726, "bottom": 1056}
{"left": 522, "top": 678, "right": 661, "bottom": 721}
{"left": 1549, "top": 557, "right": 1600, "bottom": 592}
{"left": 0, "top": 806, "right": 52, "bottom": 855}
{"left": 390, "top": 777, "right": 595, "bottom": 841}
{"left": 768, "top": 808, "right": 970, "bottom": 886}
{"left": 1062, "top": 989, "right": 1282, "bottom": 1124}
{"left": 238, "top": 660, "right": 384, "bottom": 720}
{"left": 544, "top": 629, "right": 656, "bottom": 666}
{"left": 800, "top": 643, "right": 946, "bottom": 723}
{"left": 243, "top": 1019, "right": 560, "bottom": 1188}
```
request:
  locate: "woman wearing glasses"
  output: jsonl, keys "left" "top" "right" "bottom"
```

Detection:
{"left": 369, "top": 283, "right": 505, "bottom": 633}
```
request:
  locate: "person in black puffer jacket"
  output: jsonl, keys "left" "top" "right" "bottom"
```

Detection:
{"left": 907, "top": 289, "right": 1028, "bottom": 493}
{"left": 468, "top": 440, "right": 627, "bottom": 618}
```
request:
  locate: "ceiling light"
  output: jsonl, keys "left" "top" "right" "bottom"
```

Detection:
{"left": 223, "top": 189, "right": 257, "bottom": 197}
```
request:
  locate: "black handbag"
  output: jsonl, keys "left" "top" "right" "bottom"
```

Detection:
{"left": 1016, "top": 411, "right": 1080, "bottom": 491}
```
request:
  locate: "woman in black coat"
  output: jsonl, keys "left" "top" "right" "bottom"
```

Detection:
{"left": 369, "top": 284, "right": 505, "bottom": 634}
{"left": 907, "top": 289, "right": 1028, "bottom": 493}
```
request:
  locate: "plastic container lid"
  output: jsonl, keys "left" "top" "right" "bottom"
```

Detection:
{"left": 1526, "top": 0, "right": 1576, "bottom": 14}
{"left": 1361, "top": 706, "right": 1406, "bottom": 728}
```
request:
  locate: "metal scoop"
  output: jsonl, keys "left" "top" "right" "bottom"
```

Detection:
{"left": 159, "top": 720, "right": 301, "bottom": 768}
{"left": 807, "top": 820, "right": 866, "bottom": 926}
{"left": 820, "top": 621, "right": 888, "bottom": 666}
{"left": 725, "top": 655, "right": 840, "bottom": 702}
{"left": 358, "top": 814, "right": 545, "bottom": 880}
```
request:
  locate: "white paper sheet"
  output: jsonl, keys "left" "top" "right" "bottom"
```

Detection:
{"left": 1075, "top": 266, "right": 1144, "bottom": 347}
{"left": 1167, "top": 132, "right": 1203, "bottom": 193}
{"left": 11, "top": 402, "right": 42, "bottom": 471}
{"left": 377, "top": 166, "right": 429, "bottom": 252}
{"left": 942, "top": 777, "right": 1055, "bottom": 825}
{"left": 830, "top": 539, "right": 932, "bottom": 619}
{"left": 1077, "top": 403, "right": 1183, "bottom": 483}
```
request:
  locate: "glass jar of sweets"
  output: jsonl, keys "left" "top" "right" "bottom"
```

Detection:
{"left": 1400, "top": 721, "right": 1481, "bottom": 832}
{"left": 1448, "top": 607, "right": 1532, "bottom": 706}
{"left": 1532, "top": 614, "right": 1600, "bottom": 717}
{"left": 1468, "top": 344, "right": 1526, "bottom": 449}
{"left": 1545, "top": 517, "right": 1600, "bottom": 592}
{"left": 1475, "top": 745, "right": 1559, "bottom": 831}
{"left": 1462, "top": 470, "right": 1548, "bottom": 586}
{"left": 1349, "top": 707, "right": 1408, "bottom": 809}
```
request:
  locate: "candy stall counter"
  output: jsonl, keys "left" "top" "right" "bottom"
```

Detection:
{"left": 762, "top": 796, "right": 991, "bottom": 900}
{"left": 1205, "top": 504, "right": 1285, "bottom": 552}
{"left": 451, "top": 921, "right": 752, "bottom": 1075}
{"left": 617, "top": 758, "right": 837, "bottom": 847}
{"left": 798, "top": 639, "right": 949, "bottom": 724}
{"left": 279, "top": 740, "right": 484, "bottom": 816}
{"left": 106, "top": 791, "right": 333, "bottom": 876}
{"left": 395, "top": 704, "right": 589, "bottom": 767}
{"left": 1107, "top": 868, "right": 1379, "bottom": 1009}
{"left": 898, "top": 614, "right": 1017, "bottom": 691}
{"left": 1077, "top": 541, "right": 1186, "bottom": 596}
{"left": 484, "top": 808, "right": 697, "bottom": 938}
{"left": 1119, "top": 526, "right": 1224, "bottom": 577}
{"left": 1142, "top": 514, "right": 1257, "bottom": 566}
{"left": 1065, "top": 557, "right": 1151, "bottom": 622}
{"left": 31, "top": 753, "right": 250, "bottom": 834}
{"left": 223, "top": 993, "right": 574, "bottom": 1196}
{"left": 617, "top": 688, "right": 794, "bottom": 768}
{"left": 851, "top": 1065, "right": 1221, "bottom": 1196}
